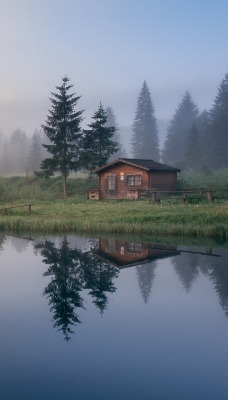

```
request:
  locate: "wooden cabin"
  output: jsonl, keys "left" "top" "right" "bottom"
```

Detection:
{"left": 96, "top": 237, "right": 180, "bottom": 269}
{"left": 90, "top": 158, "right": 180, "bottom": 200}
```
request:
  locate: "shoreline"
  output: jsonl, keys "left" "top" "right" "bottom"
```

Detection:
{"left": 0, "top": 200, "right": 227, "bottom": 240}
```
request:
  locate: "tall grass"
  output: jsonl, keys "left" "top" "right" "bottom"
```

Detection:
{"left": 0, "top": 172, "right": 227, "bottom": 239}
{"left": 0, "top": 174, "right": 98, "bottom": 202}
{"left": 0, "top": 199, "right": 227, "bottom": 240}
{"left": 179, "top": 169, "right": 228, "bottom": 196}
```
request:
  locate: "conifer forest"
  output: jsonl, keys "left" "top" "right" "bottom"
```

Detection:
{"left": 0, "top": 73, "right": 228, "bottom": 177}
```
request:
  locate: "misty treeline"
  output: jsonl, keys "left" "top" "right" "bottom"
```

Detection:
{"left": 132, "top": 75, "right": 228, "bottom": 171}
{"left": 0, "top": 128, "right": 49, "bottom": 175}
{"left": 0, "top": 107, "right": 126, "bottom": 176}
{"left": 0, "top": 73, "right": 227, "bottom": 177}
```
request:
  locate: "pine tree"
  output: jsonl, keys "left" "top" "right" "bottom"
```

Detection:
{"left": 195, "top": 110, "right": 211, "bottom": 171}
{"left": 81, "top": 102, "right": 118, "bottom": 170}
{"left": 131, "top": 81, "right": 159, "bottom": 160}
{"left": 38, "top": 76, "right": 84, "bottom": 197}
{"left": 27, "top": 129, "right": 43, "bottom": 173}
{"left": 184, "top": 123, "right": 202, "bottom": 170}
{"left": 163, "top": 91, "right": 199, "bottom": 166}
{"left": 105, "top": 106, "right": 127, "bottom": 160}
{"left": 208, "top": 73, "right": 228, "bottom": 168}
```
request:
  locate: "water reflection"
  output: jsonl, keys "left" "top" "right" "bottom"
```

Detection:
{"left": 97, "top": 237, "right": 181, "bottom": 304}
{"left": 1, "top": 233, "right": 228, "bottom": 399}
{"left": 0, "top": 233, "right": 227, "bottom": 341}
{"left": 35, "top": 237, "right": 119, "bottom": 341}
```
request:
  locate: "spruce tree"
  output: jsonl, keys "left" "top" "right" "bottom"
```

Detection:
{"left": 81, "top": 103, "right": 118, "bottom": 170}
{"left": 208, "top": 73, "right": 228, "bottom": 168}
{"left": 131, "top": 81, "right": 159, "bottom": 161}
{"left": 184, "top": 123, "right": 202, "bottom": 170}
{"left": 106, "top": 106, "right": 126, "bottom": 160}
{"left": 38, "top": 76, "right": 84, "bottom": 197}
{"left": 27, "top": 129, "right": 43, "bottom": 173}
{"left": 163, "top": 91, "right": 199, "bottom": 166}
{"left": 196, "top": 110, "right": 211, "bottom": 171}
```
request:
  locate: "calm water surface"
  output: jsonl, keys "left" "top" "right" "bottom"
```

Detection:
{"left": 0, "top": 233, "right": 228, "bottom": 400}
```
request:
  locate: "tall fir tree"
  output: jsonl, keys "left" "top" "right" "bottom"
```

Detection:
{"left": 208, "top": 73, "right": 228, "bottom": 168}
{"left": 105, "top": 106, "right": 127, "bottom": 160}
{"left": 38, "top": 76, "right": 84, "bottom": 197}
{"left": 163, "top": 91, "right": 199, "bottom": 166}
{"left": 195, "top": 110, "right": 211, "bottom": 170}
{"left": 131, "top": 81, "right": 159, "bottom": 161}
{"left": 27, "top": 129, "right": 43, "bottom": 173}
{"left": 81, "top": 102, "right": 118, "bottom": 170}
{"left": 184, "top": 123, "right": 202, "bottom": 170}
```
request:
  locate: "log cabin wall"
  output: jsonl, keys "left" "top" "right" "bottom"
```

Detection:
{"left": 99, "top": 164, "right": 150, "bottom": 199}
{"left": 150, "top": 171, "right": 177, "bottom": 190}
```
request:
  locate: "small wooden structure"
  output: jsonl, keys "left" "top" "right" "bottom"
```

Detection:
{"left": 0, "top": 204, "right": 33, "bottom": 214}
{"left": 96, "top": 237, "right": 180, "bottom": 269}
{"left": 91, "top": 158, "right": 180, "bottom": 200}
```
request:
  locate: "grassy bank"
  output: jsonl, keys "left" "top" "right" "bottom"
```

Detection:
{"left": 0, "top": 173, "right": 227, "bottom": 239}
{"left": 0, "top": 199, "right": 227, "bottom": 240}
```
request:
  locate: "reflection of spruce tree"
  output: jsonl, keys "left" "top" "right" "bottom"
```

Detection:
{"left": 173, "top": 254, "right": 200, "bottom": 292}
{"left": 36, "top": 238, "right": 85, "bottom": 341}
{"left": 0, "top": 234, "right": 6, "bottom": 250}
{"left": 136, "top": 263, "right": 157, "bottom": 304}
{"left": 206, "top": 254, "right": 228, "bottom": 317}
{"left": 82, "top": 251, "right": 119, "bottom": 314}
{"left": 36, "top": 238, "right": 119, "bottom": 338}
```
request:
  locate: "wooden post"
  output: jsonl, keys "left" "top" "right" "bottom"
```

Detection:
{"left": 206, "top": 191, "right": 214, "bottom": 203}
{"left": 151, "top": 191, "right": 157, "bottom": 204}
{"left": 182, "top": 194, "right": 187, "bottom": 204}
{"left": 27, "top": 204, "right": 32, "bottom": 212}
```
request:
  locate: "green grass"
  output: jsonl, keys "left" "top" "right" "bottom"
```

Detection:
{"left": 0, "top": 172, "right": 227, "bottom": 239}
{"left": 0, "top": 199, "right": 227, "bottom": 240}
{"left": 179, "top": 169, "right": 228, "bottom": 195}
{"left": 0, "top": 174, "right": 98, "bottom": 202}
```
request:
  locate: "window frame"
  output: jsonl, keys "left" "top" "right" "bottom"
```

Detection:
{"left": 126, "top": 174, "right": 142, "bottom": 187}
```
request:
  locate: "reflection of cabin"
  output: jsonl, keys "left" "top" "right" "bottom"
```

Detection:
{"left": 96, "top": 238, "right": 180, "bottom": 269}
{"left": 89, "top": 158, "right": 180, "bottom": 200}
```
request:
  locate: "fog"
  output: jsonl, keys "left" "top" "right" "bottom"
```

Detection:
{"left": 0, "top": 0, "right": 227, "bottom": 166}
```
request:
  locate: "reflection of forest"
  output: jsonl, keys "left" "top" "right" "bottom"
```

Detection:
{"left": 34, "top": 237, "right": 228, "bottom": 339}
{"left": 2, "top": 234, "right": 227, "bottom": 340}
{"left": 35, "top": 237, "right": 119, "bottom": 341}
{"left": 172, "top": 250, "right": 228, "bottom": 316}
{"left": 0, "top": 234, "right": 5, "bottom": 250}
{"left": 98, "top": 238, "right": 228, "bottom": 318}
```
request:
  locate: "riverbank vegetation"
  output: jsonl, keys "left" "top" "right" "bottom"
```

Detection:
{"left": 0, "top": 172, "right": 227, "bottom": 240}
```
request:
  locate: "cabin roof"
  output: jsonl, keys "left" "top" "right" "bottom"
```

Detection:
{"left": 93, "top": 158, "right": 180, "bottom": 173}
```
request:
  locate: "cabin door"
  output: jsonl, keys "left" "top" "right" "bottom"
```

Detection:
{"left": 106, "top": 175, "right": 117, "bottom": 198}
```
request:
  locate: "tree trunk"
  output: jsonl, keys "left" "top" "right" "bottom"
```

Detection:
{"left": 62, "top": 173, "right": 67, "bottom": 198}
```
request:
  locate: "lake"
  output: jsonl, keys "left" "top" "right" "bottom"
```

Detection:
{"left": 0, "top": 233, "right": 228, "bottom": 400}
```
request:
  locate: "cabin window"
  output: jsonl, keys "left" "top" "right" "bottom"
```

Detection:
{"left": 126, "top": 175, "right": 142, "bottom": 186}
{"left": 126, "top": 242, "right": 142, "bottom": 254}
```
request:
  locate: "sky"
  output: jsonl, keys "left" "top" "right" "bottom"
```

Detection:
{"left": 0, "top": 0, "right": 227, "bottom": 138}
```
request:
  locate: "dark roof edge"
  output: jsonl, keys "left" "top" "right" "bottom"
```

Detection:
{"left": 93, "top": 158, "right": 180, "bottom": 173}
